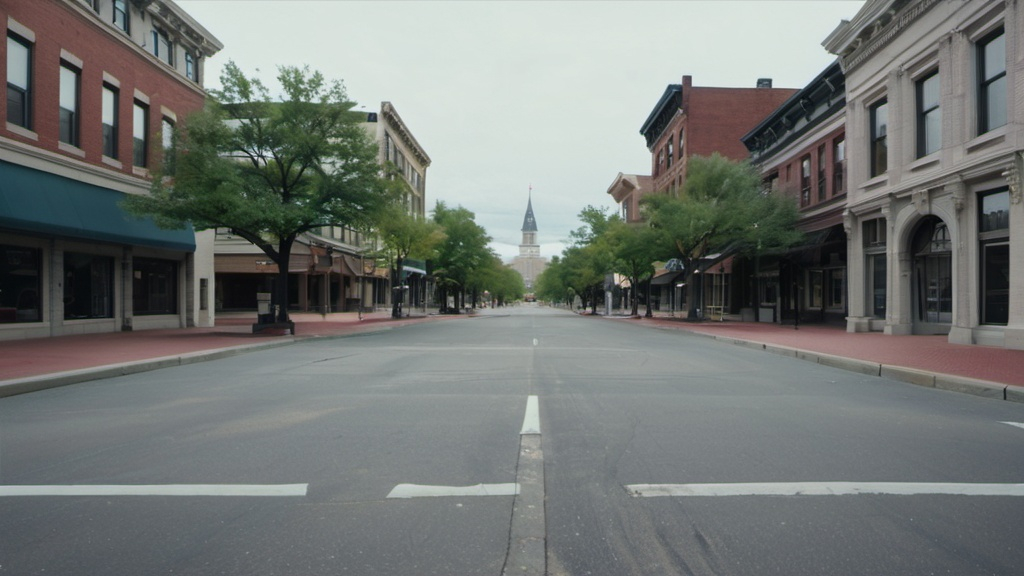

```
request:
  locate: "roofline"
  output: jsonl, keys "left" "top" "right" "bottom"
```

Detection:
{"left": 639, "top": 84, "right": 682, "bottom": 138}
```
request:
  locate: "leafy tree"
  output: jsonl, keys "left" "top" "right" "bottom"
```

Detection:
{"left": 534, "top": 255, "right": 570, "bottom": 306}
{"left": 376, "top": 203, "right": 445, "bottom": 318}
{"left": 125, "top": 61, "right": 389, "bottom": 327}
{"left": 604, "top": 219, "right": 671, "bottom": 317}
{"left": 471, "top": 254, "right": 525, "bottom": 307}
{"left": 431, "top": 201, "right": 492, "bottom": 313}
{"left": 643, "top": 153, "right": 801, "bottom": 319}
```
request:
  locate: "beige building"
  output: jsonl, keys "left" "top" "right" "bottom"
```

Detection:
{"left": 825, "top": 0, "right": 1024, "bottom": 348}
{"left": 213, "top": 101, "right": 430, "bottom": 313}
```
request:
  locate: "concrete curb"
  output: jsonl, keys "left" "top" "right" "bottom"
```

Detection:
{"left": 0, "top": 338, "right": 297, "bottom": 399}
{"left": 678, "top": 328, "right": 1020, "bottom": 404}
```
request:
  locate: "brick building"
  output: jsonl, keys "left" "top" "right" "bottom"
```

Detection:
{"left": 637, "top": 76, "right": 799, "bottom": 314}
{"left": 1, "top": 0, "right": 221, "bottom": 340}
{"left": 742, "top": 61, "right": 848, "bottom": 325}
{"left": 825, "top": 0, "right": 1024, "bottom": 349}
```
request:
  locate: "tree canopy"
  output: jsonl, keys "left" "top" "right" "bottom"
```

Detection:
{"left": 125, "top": 61, "right": 392, "bottom": 326}
{"left": 431, "top": 201, "right": 493, "bottom": 313}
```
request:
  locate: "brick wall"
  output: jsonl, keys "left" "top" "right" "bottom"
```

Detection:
{"left": 1, "top": 1, "right": 206, "bottom": 179}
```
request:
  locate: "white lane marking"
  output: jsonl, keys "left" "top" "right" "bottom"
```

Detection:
{"left": 521, "top": 395, "right": 541, "bottom": 435}
{"left": 1001, "top": 422, "right": 1024, "bottom": 431}
{"left": 627, "top": 482, "right": 1024, "bottom": 497}
{"left": 387, "top": 483, "right": 519, "bottom": 499}
{"left": 0, "top": 484, "right": 308, "bottom": 497}
{"left": 533, "top": 338, "right": 538, "bottom": 346}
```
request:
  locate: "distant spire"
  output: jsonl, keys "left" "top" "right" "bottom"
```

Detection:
{"left": 522, "top": 186, "right": 538, "bottom": 233}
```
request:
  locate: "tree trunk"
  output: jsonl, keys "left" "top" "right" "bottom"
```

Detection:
{"left": 275, "top": 237, "right": 295, "bottom": 324}
{"left": 392, "top": 256, "right": 404, "bottom": 319}
{"left": 630, "top": 277, "right": 639, "bottom": 316}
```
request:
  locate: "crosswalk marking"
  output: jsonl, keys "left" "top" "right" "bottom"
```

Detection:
{"left": 626, "top": 482, "right": 1024, "bottom": 497}
{"left": 0, "top": 484, "right": 308, "bottom": 497}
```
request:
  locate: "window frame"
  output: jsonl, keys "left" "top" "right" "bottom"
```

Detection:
{"left": 102, "top": 84, "right": 119, "bottom": 159}
{"left": 6, "top": 33, "right": 32, "bottom": 129}
{"left": 869, "top": 99, "right": 888, "bottom": 177}
{"left": 799, "top": 155, "right": 811, "bottom": 206}
{"left": 59, "top": 62, "right": 81, "bottom": 147}
{"left": 133, "top": 100, "right": 148, "bottom": 168}
{"left": 916, "top": 70, "right": 941, "bottom": 158}
{"left": 113, "top": 0, "right": 129, "bottom": 33}
{"left": 816, "top": 144, "right": 827, "bottom": 201}
{"left": 151, "top": 29, "right": 173, "bottom": 65}
{"left": 833, "top": 136, "right": 845, "bottom": 194}
{"left": 977, "top": 27, "right": 1006, "bottom": 135}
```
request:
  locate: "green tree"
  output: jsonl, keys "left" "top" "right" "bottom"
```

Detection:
{"left": 471, "top": 255, "right": 525, "bottom": 307}
{"left": 604, "top": 219, "right": 670, "bottom": 317}
{"left": 432, "top": 201, "right": 492, "bottom": 313}
{"left": 376, "top": 203, "right": 445, "bottom": 318}
{"left": 643, "top": 153, "right": 800, "bottom": 320}
{"left": 125, "top": 61, "right": 389, "bottom": 327}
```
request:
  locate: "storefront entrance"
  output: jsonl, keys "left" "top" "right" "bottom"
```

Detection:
{"left": 910, "top": 216, "right": 952, "bottom": 334}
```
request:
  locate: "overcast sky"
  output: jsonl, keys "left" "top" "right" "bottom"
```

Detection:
{"left": 177, "top": 0, "right": 864, "bottom": 261}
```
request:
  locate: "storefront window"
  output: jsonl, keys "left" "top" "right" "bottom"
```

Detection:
{"left": 64, "top": 252, "right": 113, "bottom": 319}
{"left": 133, "top": 257, "right": 178, "bottom": 315}
{"left": 0, "top": 245, "right": 42, "bottom": 323}
{"left": 808, "top": 270, "right": 823, "bottom": 308}
{"left": 980, "top": 189, "right": 1009, "bottom": 325}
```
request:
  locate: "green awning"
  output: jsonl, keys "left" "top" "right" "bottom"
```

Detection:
{"left": 0, "top": 161, "right": 195, "bottom": 251}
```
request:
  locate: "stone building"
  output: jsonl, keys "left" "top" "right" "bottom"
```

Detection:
{"left": 824, "top": 0, "right": 1024, "bottom": 348}
{"left": 510, "top": 194, "right": 547, "bottom": 291}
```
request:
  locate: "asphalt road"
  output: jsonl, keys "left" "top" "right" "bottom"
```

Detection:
{"left": 1, "top": 305, "right": 1023, "bottom": 575}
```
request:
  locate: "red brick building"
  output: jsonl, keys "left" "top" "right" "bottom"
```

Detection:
{"left": 1, "top": 0, "right": 221, "bottom": 340}
{"left": 640, "top": 76, "right": 798, "bottom": 195}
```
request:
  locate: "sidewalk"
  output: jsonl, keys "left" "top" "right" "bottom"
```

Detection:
{"left": 2, "top": 308, "right": 1023, "bottom": 403}
{"left": 610, "top": 313, "right": 1024, "bottom": 403}
{"left": 0, "top": 309, "right": 457, "bottom": 397}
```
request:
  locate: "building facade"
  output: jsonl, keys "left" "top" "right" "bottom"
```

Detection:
{"left": 510, "top": 194, "right": 548, "bottom": 290}
{"left": 212, "top": 101, "right": 431, "bottom": 314}
{"left": 637, "top": 76, "right": 799, "bottom": 314}
{"left": 742, "top": 61, "right": 849, "bottom": 325}
{"left": 825, "top": 0, "right": 1024, "bottom": 349}
{"left": 606, "top": 173, "right": 653, "bottom": 224}
{"left": 1, "top": 0, "right": 221, "bottom": 341}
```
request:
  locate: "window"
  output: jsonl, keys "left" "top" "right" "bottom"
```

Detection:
{"left": 916, "top": 71, "right": 941, "bottom": 157}
{"left": 152, "top": 29, "right": 172, "bottom": 65}
{"left": 870, "top": 99, "right": 888, "bottom": 177}
{"left": 800, "top": 156, "right": 811, "bottom": 206}
{"left": 63, "top": 252, "right": 113, "bottom": 320}
{"left": 666, "top": 138, "right": 674, "bottom": 169}
{"left": 827, "top": 269, "right": 845, "bottom": 309}
{"left": 185, "top": 52, "right": 198, "bottom": 82}
{"left": 979, "top": 189, "right": 1009, "bottom": 325}
{"left": 678, "top": 129, "right": 685, "bottom": 159}
{"left": 59, "top": 63, "right": 80, "bottom": 146}
{"left": 833, "top": 136, "right": 845, "bottom": 194}
{"left": 133, "top": 101, "right": 148, "bottom": 167}
{"left": 817, "top": 144, "right": 827, "bottom": 201}
{"left": 864, "top": 218, "right": 887, "bottom": 319}
{"left": 0, "top": 244, "right": 42, "bottom": 323}
{"left": 808, "top": 270, "right": 823, "bottom": 308}
{"left": 6, "top": 34, "right": 32, "bottom": 129}
{"left": 113, "top": 0, "right": 129, "bottom": 33}
{"left": 162, "top": 117, "right": 175, "bottom": 166}
{"left": 978, "top": 28, "right": 1006, "bottom": 134}
{"left": 133, "top": 258, "right": 178, "bottom": 315}
{"left": 102, "top": 84, "right": 118, "bottom": 158}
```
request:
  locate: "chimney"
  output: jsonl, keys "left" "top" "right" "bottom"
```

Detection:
{"left": 757, "top": 78, "right": 773, "bottom": 88}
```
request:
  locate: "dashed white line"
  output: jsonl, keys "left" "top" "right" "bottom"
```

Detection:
{"left": 1000, "top": 421, "right": 1024, "bottom": 431}
{"left": 0, "top": 484, "right": 309, "bottom": 497}
{"left": 626, "top": 482, "right": 1024, "bottom": 498}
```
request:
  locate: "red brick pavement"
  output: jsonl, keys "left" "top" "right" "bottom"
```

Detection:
{"left": 633, "top": 316, "right": 1024, "bottom": 387}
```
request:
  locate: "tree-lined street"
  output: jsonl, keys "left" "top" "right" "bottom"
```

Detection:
{"left": 2, "top": 307, "right": 1023, "bottom": 575}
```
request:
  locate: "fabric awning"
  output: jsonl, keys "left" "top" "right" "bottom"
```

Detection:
{"left": 0, "top": 161, "right": 195, "bottom": 251}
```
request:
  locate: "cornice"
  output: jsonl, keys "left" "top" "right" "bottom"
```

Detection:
{"left": 381, "top": 102, "right": 431, "bottom": 167}
{"left": 830, "top": 0, "right": 941, "bottom": 73}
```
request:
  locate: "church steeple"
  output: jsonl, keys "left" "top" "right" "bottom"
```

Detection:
{"left": 520, "top": 188, "right": 539, "bottom": 256}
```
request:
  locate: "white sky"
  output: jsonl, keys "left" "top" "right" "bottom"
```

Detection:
{"left": 177, "top": 0, "right": 865, "bottom": 261}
